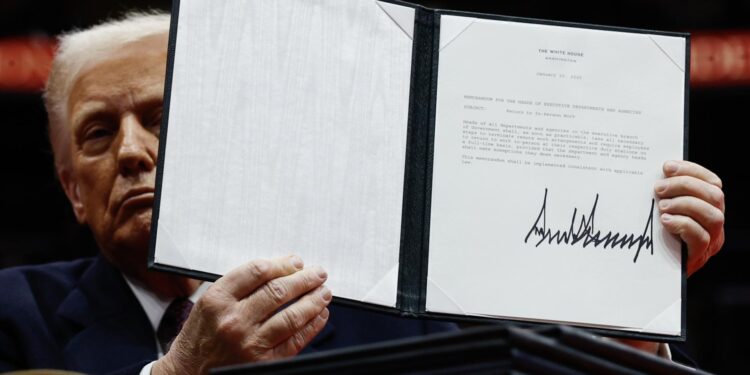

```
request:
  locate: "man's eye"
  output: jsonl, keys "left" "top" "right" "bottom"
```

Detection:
{"left": 80, "top": 123, "right": 114, "bottom": 154}
{"left": 147, "top": 109, "right": 163, "bottom": 128}
{"left": 145, "top": 108, "right": 163, "bottom": 136}
{"left": 84, "top": 126, "right": 113, "bottom": 140}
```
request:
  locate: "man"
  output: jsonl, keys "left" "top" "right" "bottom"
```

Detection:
{"left": 0, "top": 12, "right": 726, "bottom": 374}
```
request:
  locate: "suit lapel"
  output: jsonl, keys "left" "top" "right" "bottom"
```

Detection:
{"left": 56, "top": 256, "right": 157, "bottom": 373}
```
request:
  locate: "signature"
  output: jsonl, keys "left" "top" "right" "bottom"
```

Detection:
{"left": 524, "top": 188, "right": 654, "bottom": 263}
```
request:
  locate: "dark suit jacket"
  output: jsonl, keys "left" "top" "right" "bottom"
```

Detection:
{"left": 0, "top": 255, "right": 456, "bottom": 374}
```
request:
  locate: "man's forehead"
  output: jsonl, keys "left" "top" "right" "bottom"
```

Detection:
{"left": 68, "top": 34, "right": 168, "bottom": 116}
{"left": 71, "top": 57, "right": 166, "bottom": 100}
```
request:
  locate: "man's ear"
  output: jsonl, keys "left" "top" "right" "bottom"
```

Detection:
{"left": 58, "top": 168, "right": 87, "bottom": 224}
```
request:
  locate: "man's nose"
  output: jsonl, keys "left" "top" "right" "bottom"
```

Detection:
{"left": 116, "top": 113, "right": 156, "bottom": 176}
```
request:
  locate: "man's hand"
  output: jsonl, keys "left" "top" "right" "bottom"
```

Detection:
{"left": 616, "top": 161, "right": 725, "bottom": 357}
{"left": 655, "top": 160, "right": 725, "bottom": 276}
{"left": 152, "top": 255, "right": 331, "bottom": 375}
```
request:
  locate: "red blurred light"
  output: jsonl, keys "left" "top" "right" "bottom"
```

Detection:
{"left": 0, "top": 36, "right": 57, "bottom": 92}
{"left": 1, "top": 31, "right": 749, "bottom": 92}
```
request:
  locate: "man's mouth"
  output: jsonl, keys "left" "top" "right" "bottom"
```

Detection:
{"left": 118, "top": 187, "right": 155, "bottom": 211}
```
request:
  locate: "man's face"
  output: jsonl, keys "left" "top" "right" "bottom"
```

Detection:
{"left": 63, "top": 34, "right": 167, "bottom": 275}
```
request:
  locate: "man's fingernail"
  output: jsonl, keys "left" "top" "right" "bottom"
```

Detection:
{"left": 654, "top": 180, "right": 667, "bottom": 194}
{"left": 316, "top": 266, "right": 328, "bottom": 280}
{"left": 320, "top": 308, "right": 330, "bottom": 320}
{"left": 658, "top": 199, "right": 669, "bottom": 210}
{"left": 321, "top": 287, "right": 332, "bottom": 302}
{"left": 290, "top": 255, "right": 304, "bottom": 270}
{"left": 664, "top": 161, "right": 678, "bottom": 175}
{"left": 661, "top": 213, "right": 672, "bottom": 222}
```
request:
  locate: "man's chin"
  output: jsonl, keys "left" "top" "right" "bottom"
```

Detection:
{"left": 111, "top": 210, "right": 153, "bottom": 253}
{"left": 115, "top": 203, "right": 153, "bottom": 228}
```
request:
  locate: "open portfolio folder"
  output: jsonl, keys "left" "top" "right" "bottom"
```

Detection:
{"left": 149, "top": 0, "right": 689, "bottom": 340}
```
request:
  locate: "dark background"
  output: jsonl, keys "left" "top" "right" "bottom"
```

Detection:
{"left": 0, "top": 1, "right": 747, "bottom": 373}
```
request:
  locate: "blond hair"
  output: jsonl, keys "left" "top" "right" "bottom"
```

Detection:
{"left": 44, "top": 11, "right": 170, "bottom": 175}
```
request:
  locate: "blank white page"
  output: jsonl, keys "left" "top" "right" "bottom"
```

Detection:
{"left": 154, "top": 0, "right": 416, "bottom": 307}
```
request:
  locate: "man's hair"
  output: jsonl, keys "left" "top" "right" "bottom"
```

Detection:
{"left": 44, "top": 11, "right": 170, "bottom": 175}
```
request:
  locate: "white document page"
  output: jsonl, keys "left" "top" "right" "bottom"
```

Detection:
{"left": 154, "top": 0, "right": 415, "bottom": 307}
{"left": 427, "top": 16, "right": 685, "bottom": 335}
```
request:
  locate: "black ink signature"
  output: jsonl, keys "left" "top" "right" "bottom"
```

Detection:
{"left": 524, "top": 188, "right": 654, "bottom": 263}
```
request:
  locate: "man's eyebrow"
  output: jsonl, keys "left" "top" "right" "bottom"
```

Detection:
{"left": 134, "top": 96, "right": 164, "bottom": 112}
{"left": 70, "top": 101, "right": 111, "bottom": 129}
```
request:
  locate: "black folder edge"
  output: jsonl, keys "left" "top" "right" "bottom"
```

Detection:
{"left": 149, "top": 0, "right": 690, "bottom": 343}
{"left": 395, "top": 4, "right": 436, "bottom": 314}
